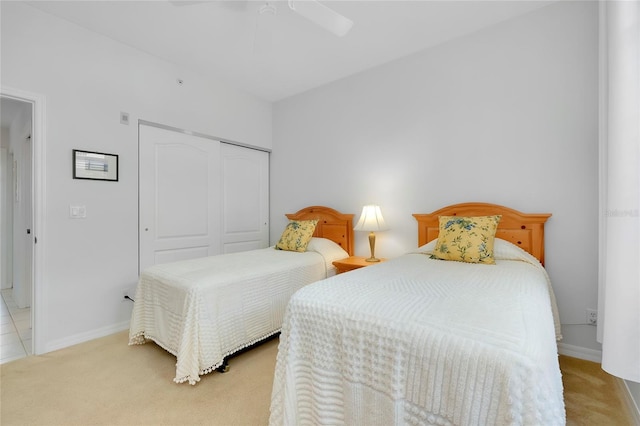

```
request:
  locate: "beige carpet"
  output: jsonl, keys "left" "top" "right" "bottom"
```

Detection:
{"left": 1, "top": 331, "right": 636, "bottom": 425}
{"left": 1, "top": 331, "right": 277, "bottom": 425}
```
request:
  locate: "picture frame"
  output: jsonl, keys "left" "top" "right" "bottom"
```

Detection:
{"left": 73, "top": 149, "right": 119, "bottom": 181}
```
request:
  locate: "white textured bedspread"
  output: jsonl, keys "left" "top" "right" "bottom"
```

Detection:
{"left": 270, "top": 243, "right": 565, "bottom": 425}
{"left": 129, "top": 247, "right": 329, "bottom": 384}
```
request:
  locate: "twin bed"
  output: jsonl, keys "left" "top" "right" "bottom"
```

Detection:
{"left": 130, "top": 202, "right": 565, "bottom": 424}
{"left": 269, "top": 203, "right": 564, "bottom": 425}
{"left": 129, "top": 206, "right": 354, "bottom": 384}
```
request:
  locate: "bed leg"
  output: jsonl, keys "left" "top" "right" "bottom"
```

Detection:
{"left": 216, "top": 360, "right": 229, "bottom": 373}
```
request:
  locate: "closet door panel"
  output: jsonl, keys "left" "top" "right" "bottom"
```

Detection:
{"left": 221, "top": 143, "right": 269, "bottom": 254}
{"left": 139, "top": 124, "right": 221, "bottom": 272}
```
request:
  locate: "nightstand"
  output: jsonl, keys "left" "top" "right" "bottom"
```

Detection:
{"left": 332, "top": 256, "right": 387, "bottom": 274}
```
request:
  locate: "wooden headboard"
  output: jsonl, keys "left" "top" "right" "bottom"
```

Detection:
{"left": 413, "top": 202, "right": 551, "bottom": 264}
{"left": 286, "top": 206, "right": 355, "bottom": 256}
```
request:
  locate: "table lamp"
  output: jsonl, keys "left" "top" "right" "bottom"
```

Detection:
{"left": 354, "top": 205, "right": 388, "bottom": 262}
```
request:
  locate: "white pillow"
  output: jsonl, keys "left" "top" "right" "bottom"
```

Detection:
{"left": 306, "top": 237, "right": 349, "bottom": 264}
{"left": 493, "top": 238, "right": 539, "bottom": 263}
{"left": 416, "top": 239, "right": 437, "bottom": 253}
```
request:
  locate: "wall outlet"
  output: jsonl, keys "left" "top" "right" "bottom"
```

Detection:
{"left": 586, "top": 309, "right": 597, "bottom": 325}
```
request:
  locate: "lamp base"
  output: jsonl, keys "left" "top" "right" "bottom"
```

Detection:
{"left": 366, "top": 231, "right": 380, "bottom": 263}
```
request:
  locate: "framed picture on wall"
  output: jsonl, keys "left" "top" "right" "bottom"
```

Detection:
{"left": 73, "top": 149, "right": 119, "bottom": 181}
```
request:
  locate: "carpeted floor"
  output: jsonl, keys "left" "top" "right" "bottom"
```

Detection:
{"left": 1, "top": 331, "right": 278, "bottom": 425}
{"left": 0, "top": 331, "right": 636, "bottom": 425}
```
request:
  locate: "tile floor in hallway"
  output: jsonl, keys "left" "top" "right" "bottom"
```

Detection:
{"left": 1, "top": 288, "right": 31, "bottom": 364}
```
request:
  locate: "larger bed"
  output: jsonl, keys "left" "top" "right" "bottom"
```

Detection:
{"left": 129, "top": 206, "right": 354, "bottom": 385}
{"left": 269, "top": 203, "right": 565, "bottom": 425}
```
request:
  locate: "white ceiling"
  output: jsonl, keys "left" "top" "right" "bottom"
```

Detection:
{"left": 26, "top": 0, "right": 555, "bottom": 102}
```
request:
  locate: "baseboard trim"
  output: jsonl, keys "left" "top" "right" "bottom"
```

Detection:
{"left": 557, "top": 342, "right": 602, "bottom": 363}
{"left": 618, "top": 380, "right": 640, "bottom": 426}
{"left": 44, "top": 321, "right": 130, "bottom": 354}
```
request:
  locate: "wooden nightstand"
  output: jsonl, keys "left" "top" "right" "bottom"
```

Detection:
{"left": 332, "top": 256, "right": 387, "bottom": 274}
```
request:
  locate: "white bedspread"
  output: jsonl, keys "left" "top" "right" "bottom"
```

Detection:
{"left": 129, "top": 246, "right": 334, "bottom": 384}
{"left": 270, "top": 241, "right": 565, "bottom": 425}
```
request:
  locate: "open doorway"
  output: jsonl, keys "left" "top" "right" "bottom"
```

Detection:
{"left": 1, "top": 95, "right": 34, "bottom": 362}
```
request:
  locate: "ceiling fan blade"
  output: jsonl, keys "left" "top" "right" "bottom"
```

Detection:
{"left": 288, "top": 0, "right": 353, "bottom": 37}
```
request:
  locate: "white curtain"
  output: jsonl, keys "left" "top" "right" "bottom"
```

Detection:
{"left": 599, "top": 0, "right": 640, "bottom": 382}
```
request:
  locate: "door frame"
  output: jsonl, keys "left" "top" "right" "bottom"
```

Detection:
{"left": 1, "top": 86, "right": 46, "bottom": 356}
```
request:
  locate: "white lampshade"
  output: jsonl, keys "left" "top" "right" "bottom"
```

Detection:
{"left": 354, "top": 205, "right": 388, "bottom": 232}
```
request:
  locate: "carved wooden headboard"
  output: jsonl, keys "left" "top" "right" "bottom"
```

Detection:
{"left": 413, "top": 202, "right": 551, "bottom": 264}
{"left": 286, "top": 206, "right": 355, "bottom": 256}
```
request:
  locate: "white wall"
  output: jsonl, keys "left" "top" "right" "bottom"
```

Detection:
{"left": 272, "top": 1, "right": 600, "bottom": 352}
{"left": 0, "top": 0, "right": 604, "bottom": 360}
{"left": 1, "top": 2, "right": 272, "bottom": 351}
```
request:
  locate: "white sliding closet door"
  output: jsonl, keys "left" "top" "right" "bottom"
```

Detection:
{"left": 221, "top": 143, "right": 269, "bottom": 253}
{"left": 139, "top": 124, "right": 221, "bottom": 272}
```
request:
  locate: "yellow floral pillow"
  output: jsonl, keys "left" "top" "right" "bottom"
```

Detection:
{"left": 275, "top": 220, "right": 318, "bottom": 252}
{"left": 432, "top": 215, "right": 502, "bottom": 264}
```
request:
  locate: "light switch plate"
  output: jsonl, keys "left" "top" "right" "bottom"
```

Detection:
{"left": 70, "top": 205, "right": 86, "bottom": 218}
